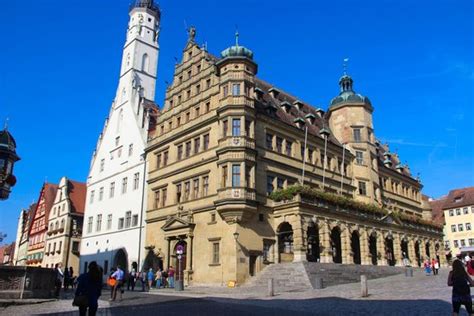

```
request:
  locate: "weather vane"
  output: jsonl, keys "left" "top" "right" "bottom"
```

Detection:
{"left": 343, "top": 58, "right": 349, "bottom": 75}
{"left": 3, "top": 117, "right": 9, "bottom": 130}
{"left": 235, "top": 25, "right": 239, "bottom": 46}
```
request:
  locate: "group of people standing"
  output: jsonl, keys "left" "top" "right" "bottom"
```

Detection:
{"left": 127, "top": 266, "right": 176, "bottom": 291}
{"left": 53, "top": 263, "right": 76, "bottom": 298}
{"left": 423, "top": 258, "right": 440, "bottom": 275}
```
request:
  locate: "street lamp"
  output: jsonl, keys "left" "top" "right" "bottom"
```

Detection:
{"left": 0, "top": 126, "right": 20, "bottom": 201}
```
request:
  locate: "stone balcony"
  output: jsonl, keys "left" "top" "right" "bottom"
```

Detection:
{"left": 220, "top": 72, "right": 254, "bottom": 83}
{"left": 220, "top": 95, "right": 254, "bottom": 108}
{"left": 218, "top": 136, "right": 255, "bottom": 150}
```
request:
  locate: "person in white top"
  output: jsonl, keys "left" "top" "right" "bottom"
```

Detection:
{"left": 465, "top": 255, "right": 471, "bottom": 263}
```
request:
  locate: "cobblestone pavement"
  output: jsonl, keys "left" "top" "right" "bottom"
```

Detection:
{"left": 0, "top": 268, "right": 466, "bottom": 315}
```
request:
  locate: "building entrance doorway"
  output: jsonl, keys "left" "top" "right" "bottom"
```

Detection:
{"left": 307, "top": 223, "right": 320, "bottom": 262}
{"left": 330, "top": 227, "right": 342, "bottom": 264}
{"left": 173, "top": 241, "right": 187, "bottom": 282}
{"left": 369, "top": 233, "right": 378, "bottom": 265}
{"left": 278, "top": 222, "right": 294, "bottom": 263}
{"left": 113, "top": 248, "right": 128, "bottom": 272}
{"left": 351, "top": 231, "right": 361, "bottom": 265}
{"left": 385, "top": 237, "right": 395, "bottom": 266}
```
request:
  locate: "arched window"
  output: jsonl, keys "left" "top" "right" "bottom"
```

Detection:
{"left": 50, "top": 223, "right": 54, "bottom": 231}
{"left": 61, "top": 219, "right": 65, "bottom": 229}
{"left": 141, "top": 53, "right": 149, "bottom": 72}
{"left": 55, "top": 221, "right": 59, "bottom": 230}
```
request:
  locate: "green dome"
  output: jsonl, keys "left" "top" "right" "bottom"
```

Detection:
{"left": 330, "top": 74, "right": 371, "bottom": 107}
{"left": 220, "top": 31, "right": 254, "bottom": 60}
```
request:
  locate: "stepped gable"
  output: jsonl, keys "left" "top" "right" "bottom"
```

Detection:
{"left": 68, "top": 180, "right": 86, "bottom": 214}
{"left": 254, "top": 78, "right": 341, "bottom": 146}
{"left": 443, "top": 187, "right": 474, "bottom": 210}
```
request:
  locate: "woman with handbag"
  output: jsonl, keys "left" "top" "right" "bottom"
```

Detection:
{"left": 74, "top": 261, "right": 102, "bottom": 316}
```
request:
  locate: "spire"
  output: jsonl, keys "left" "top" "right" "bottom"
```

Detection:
{"left": 3, "top": 117, "right": 9, "bottom": 131}
{"left": 235, "top": 28, "right": 239, "bottom": 47}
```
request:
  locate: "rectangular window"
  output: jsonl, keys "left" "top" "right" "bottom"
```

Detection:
{"left": 107, "top": 214, "right": 112, "bottom": 230}
{"left": 100, "top": 159, "right": 105, "bottom": 172}
{"left": 358, "top": 181, "right": 367, "bottom": 196}
{"left": 122, "top": 177, "right": 128, "bottom": 194}
{"left": 223, "top": 85, "right": 229, "bottom": 97}
{"left": 449, "top": 210, "right": 454, "bottom": 216}
{"left": 285, "top": 141, "right": 292, "bottom": 156}
{"left": 186, "top": 89, "right": 191, "bottom": 99}
{"left": 461, "top": 239, "right": 466, "bottom": 247}
{"left": 203, "top": 176, "right": 209, "bottom": 196}
{"left": 72, "top": 241, "right": 79, "bottom": 252}
{"left": 177, "top": 117, "right": 181, "bottom": 126}
{"left": 206, "top": 102, "right": 210, "bottom": 112}
{"left": 58, "top": 241, "right": 62, "bottom": 254}
{"left": 133, "top": 173, "right": 139, "bottom": 190}
{"left": 232, "top": 83, "right": 240, "bottom": 96}
{"left": 308, "top": 149, "right": 313, "bottom": 164}
{"left": 99, "top": 187, "right": 104, "bottom": 201}
{"left": 125, "top": 211, "right": 132, "bottom": 228}
{"left": 193, "top": 179, "right": 199, "bottom": 199}
{"left": 176, "top": 184, "right": 182, "bottom": 203}
{"left": 184, "top": 181, "right": 190, "bottom": 201}
{"left": 277, "top": 178, "right": 284, "bottom": 189}
{"left": 245, "top": 119, "right": 251, "bottom": 137}
{"left": 185, "top": 141, "right": 191, "bottom": 158}
{"left": 232, "top": 118, "right": 241, "bottom": 136}
{"left": 90, "top": 190, "right": 95, "bottom": 204}
{"left": 353, "top": 128, "right": 362, "bottom": 142}
{"left": 118, "top": 218, "right": 124, "bottom": 230}
{"left": 87, "top": 217, "right": 93, "bottom": 233}
{"left": 163, "top": 151, "right": 169, "bottom": 166}
{"left": 212, "top": 242, "right": 220, "bottom": 264}
{"left": 194, "top": 137, "right": 200, "bottom": 154}
{"left": 223, "top": 120, "right": 228, "bottom": 136}
{"left": 96, "top": 214, "right": 102, "bottom": 232}
{"left": 355, "top": 151, "right": 364, "bottom": 165}
{"left": 454, "top": 240, "right": 459, "bottom": 248}
{"left": 162, "top": 188, "right": 167, "bottom": 206}
{"left": 177, "top": 145, "right": 183, "bottom": 160}
{"left": 203, "top": 134, "right": 210, "bottom": 150}
{"left": 232, "top": 164, "right": 241, "bottom": 187}
{"left": 470, "top": 239, "right": 474, "bottom": 246}
{"left": 222, "top": 166, "right": 228, "bottom": 187}
{"left": 451, "top": 224, "right": 457, "bottom": 232}
{"left": 129, "top": 144, "right": 133, "bottom": 156}
{"left": 456, "top": 209, "right": 461, "bottom": 215}
{"left": 110, "top": 182, "right": 115, "bottom": 198}
{"left": 466, "top": 223, "right": 472, "bottom": 231}
{"left": 267, "top": 176, "right": 275, "bottom": 195}
{"left": 132, "top": 214, "right": 139, "bottom": 227}
{"left": 154, "top": 190, "right": 160, "bottom": 208}
{"left": 196, "top": 84, "right": 201, "bottom": 94}
{"left": 276, "top": 137, "right": 283, "bottom": 153}
{"left": 464, "top": 207, "right": 469, "bottom": 214}
{"left": 459, "top": 224, "right": 464, "bottom": 232}
{"left": 156, "top": 154, "right": 161, "bottom": 169}
{"left": 206, "top": 79, "right": 211, "bottom": 89}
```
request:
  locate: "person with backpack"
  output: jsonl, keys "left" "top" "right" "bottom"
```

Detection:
{"left": 74, "top": 261, "right": 102, "bottom": 316}
{"left": 448, "top": 259, "right": 474, "bottom": 315}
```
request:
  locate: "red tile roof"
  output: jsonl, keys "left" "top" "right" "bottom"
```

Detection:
{"left": 443, "top": 187, "right": 474, "bottom": 210}
{"left": 427, "top": 195, "right": 447, "bottom": 225}
{"left": 44, "top": 183, "right": 58, "bottom": 221}
{"left": 68, "top": 179, "right": 86, "bottom": 214}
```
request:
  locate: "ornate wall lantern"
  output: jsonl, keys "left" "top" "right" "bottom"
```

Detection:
{"left": 0, "top": 127, "right": 20, "bottom": 200}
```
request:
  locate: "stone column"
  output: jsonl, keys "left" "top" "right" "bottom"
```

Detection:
{"left": 319, "top": 221, "right": 332, "bottom": 263}
{"left": 292, "top": 215, "right": 307, "bottom": 262}
{"left": 341, "top": 224, "right": 351, "bottom": 264}
{"left": 437, "top": 239, "right": 448, "bottom": 267}
{"left": 360, "top": 228, "right": 370, "bottom": 265}
{"left": 184, "top": 233, "right": 193, "bottom": 286}
{"left": 166, "top": 237, "right": 171, "bottom": 269}
{"left": 377, "top": 232, "right": 387, "bottom": 266}
{"left": 408, "top": 237, "right": 417, "bottom": 266}
{"left": 393, "top": 233, "right": 403, "bottom": 267}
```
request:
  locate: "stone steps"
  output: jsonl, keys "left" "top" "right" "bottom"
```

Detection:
{"left": 245, "top": 262, "right": 406, "bottom": 292}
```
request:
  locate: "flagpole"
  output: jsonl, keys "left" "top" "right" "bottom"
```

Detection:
{"left": 322, "top": 134, "right": 328, "bottom": 190}
{"left": 301, "top": 125, "right": 308, "bottom": 185}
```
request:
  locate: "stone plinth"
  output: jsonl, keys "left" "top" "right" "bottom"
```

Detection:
{"left": 0, "top": 266, "right": 55, "bottom": 299}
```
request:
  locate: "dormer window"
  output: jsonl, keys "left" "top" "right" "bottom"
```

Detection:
{"left": 254, "top": 87, "right": 264, "bottom": 100}
{"left": 454, "top": 196, "right": 464, "bottom": 203}
{"left": 268, "top": 87, "right": 280, "bottom": 99}
{"left": 315, "top": 108, "right": 324, "bottom": 117}
{"left": 293, "top": 117, "right": 305, "bottom": 129}
{"left": 281, "top": 101, "right": 291, "bottom": 113}
{"left": 305, "top": 113, "right": 316, "bottom": 125}
{"left": 293, "top": 100, "right": 303, "bottom": 111}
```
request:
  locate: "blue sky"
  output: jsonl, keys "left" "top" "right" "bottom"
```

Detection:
{"left": 0, "top": 0, "right": 473, "bottom": 244}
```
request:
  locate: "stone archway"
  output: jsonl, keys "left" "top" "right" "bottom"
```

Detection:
{"left": 277, "top": 222, "right": 294, "bottom": 263}
{"left": 425, "top": 242, "right": 431, "bottom": 259}
{"left": 306, "top": 223, "right": 320, "bottom": 262}
{"left": 415, "top": 240, "right": 421, "bottom": 267}
{"left": 369, "top": 232, "right": 378, "bottom": 265}
{"left": 143, "top": 249, "right": 163, "bottom": 272}
{"left": 351, "top": 231, "right": 361, "bottom": 265}
{"left": 330, "top": 227, "right": 342, "bottom": 264}
{"left": 113, "top": 248, "right": 128, "bottom": 272}
{"left": 401, "top": 239, "right": 409, "bottom": 264}
{"left": 385, "top": 236, "right": 395, "bottom": 266}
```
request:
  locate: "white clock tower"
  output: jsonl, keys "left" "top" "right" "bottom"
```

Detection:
{"left": 80, "top": 0, "right": 160, "bottom": 274}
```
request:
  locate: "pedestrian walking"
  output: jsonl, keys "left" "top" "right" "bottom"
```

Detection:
{"left": 168, "top": 266, "right": 175, "bottom": 288}
{"left": 73, "top": 261, "right": 102, "bottom": 316}
{"left": 147, "top": 268, "right": 154, "bottom": 290}
{"left": 54, "top": 263, "right": 64, "bottom": 298}
{"left": 110, "top": 265, "right": 125, "bottom": 301}
{"left": 127, "top": 268, "right": 137, "bottom": 291}
{"left": 448, "top": 259, "right": 474, "bottom": 315}
{"left": 433, "top": 259, "right": 440, "bottom": 275}
{"left": 424, "top": 259, "right": 432, "bottom": 276}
